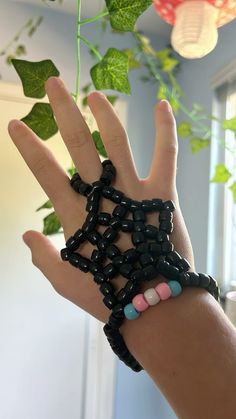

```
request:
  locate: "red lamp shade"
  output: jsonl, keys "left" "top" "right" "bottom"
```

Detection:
{"left": 153, "top": 0, "right": 236, "bottom": 58}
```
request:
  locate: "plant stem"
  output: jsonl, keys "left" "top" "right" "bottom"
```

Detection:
{"left": 78, "top": 10, "right": 109, "bottom": 25}
{"left": 78, "top": 34, "right": 103, "bottom": 61}
{"left": 74, "top": 0, "right": 82, "bottom": 103}
{"left": 0, "top": 18, "right": 33, "bottom": 56}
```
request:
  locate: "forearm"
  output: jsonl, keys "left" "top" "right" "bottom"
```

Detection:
{"left": 120, "top": 287, "right": 236, "bottom": 419}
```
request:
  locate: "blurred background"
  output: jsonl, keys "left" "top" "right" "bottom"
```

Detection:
{"left": 0, "top": 1, "right": 236, "bottom": 418}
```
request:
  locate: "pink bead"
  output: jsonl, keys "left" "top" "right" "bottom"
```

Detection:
{"left": 132, "top": 294, "right": 149, "bottom": 312}
{"left": 155, "top": 282, "right": 172, "bottom": 300}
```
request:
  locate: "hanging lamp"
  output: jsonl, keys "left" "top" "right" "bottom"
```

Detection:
{"left": 153, "top": 0, "right": 236, "bottom": 59}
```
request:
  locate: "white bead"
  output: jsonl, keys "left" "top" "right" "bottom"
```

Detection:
{"left": 144, "top": 288, "right": 160, "bottom": 306}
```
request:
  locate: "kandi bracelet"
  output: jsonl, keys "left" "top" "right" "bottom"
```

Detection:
{"left": 60, "top": 159, "right": 220, "bottom": 373}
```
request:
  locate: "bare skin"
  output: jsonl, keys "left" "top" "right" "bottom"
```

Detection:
{"left": 8, "top": 76, "right": 236, "bottom": 419}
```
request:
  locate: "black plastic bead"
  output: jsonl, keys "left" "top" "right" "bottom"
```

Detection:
{"left": 100, "top": 170, "right": 114, "bottom": 185}
{"left": 133, "top": 210, "right": 146, "bottom": 222}
{"left": 140, "top": 253, "right": 154, "bottom": 267}
{"left": 74, "top": 228, "right": 86, "bottom": 242}
{"left": 68, "top": 252, "right": 80, "bottom": 267}
{"left": 117, "top": 289, "right": 130, "bottom": 305}
{"left": 106, "top": 244, "right": 120, "bottom": 259}
{"left": 120, "top": 197, "right": 132, "bottom": 208}
{"left": 161, "top": 241, "right": 174, "bottom": 254}
{"left": 91, "top": 249, "right": 105, "bottom": 263}
{"left": 159, "top": 210, "right": 173, "bottom": 221}
{"left": 82, "top": 213, "right": 98, "bottom": 233}
{"left": 70, "top": 172, "right": 81, "bottom": 185}
{"left": 149, "top": 243, "right": 162, "bottom": 256}
{"left": 71, "top": 178, "right": 81, "bottom": 192}
{"left": 108, "top": 313, "right": 124, "bottom": 328}
{"left": 103, "top": 227, "right": 118, "bottom": 242}
{"left": 159, "top": 220, "right": 173, "bottom": 234}
{"left": 61, "top": 247, "right": 70, "bottom": 261}
{"left": 103, "top": 263, "right": 118, "bottom": 279}
{"left": 102, "top": 159, "right": 113, "bottom": 168}
{"left": 121, "top": 219, "right": 134, "bottom": 232}
{"left": 136, "top": 242, "right": 149, "bottom": 253}
{"left": 123, "top": 249, "right": 138, "bottom": 263}
{"left": 94, "top": 272, "right": 106, "bottom": 284}
{"left": 124, "top": 280, "right": 140, "bottom": 297}
{"left": 98, "top": 212, "right": 111, "bottom": 226}
{"left": 199, "top": 273, "right": 211, "bottom": 288}
{"left": 112, "top": 205, "right": 127, "bottom": 218}
{"left": 156, "top": 230, "right": 169, "bottom": 242}
{"left": 188, "top": 272, "right": 200, "bottom": 286}
{"left": 78, "top": 182, "right": 92, "bottom": 196}
{"left": 177, "top": 258, "right": 191, "bottom": 272}
{"left": 103, "top": 323, "right": 114, "bottom": 337}
{"left": 144, "top": 225, "right": 158, "bottom": 239}
{"left": 119, "top": 263, "right": 133, "bottom": 278}
{"left": 166, "top": 250, "right": 182, "bottom": 265}
{"left": 66, "top": 236, "right": 81, "bottom": 252}
{"left": 178, "top": 272, "right": 191, "bottom": 286}
{"left": 91, "top": 181, "right": 104, "bottom": 192}
{"left": 157, "top": 260, "right": 180, "bottom": 280}
{"left": 109, "top": 217, "right": 122, "bottom": 230}
{"left": 77, "top": 256, "right": 90, "bottom": 272}
{"left": 89, "top": 262, "right": 101, "bottom": 275}
{"left": 130, "top": 200, "right": 141, "bottom": 211}
{"left": 97, "top": 239, "right": 109, "bottom": 251}
{"left": 152, "top": 198, "right": 163, "bottom": 211}
{"left": 132, "top": 232, "right": 145, "bottom": 245}
{"left": 86, "top": 201, "right": 99, "bottom": 213}
{"left": 130, "top": 269, "right": 143, "bottom": 283}
{"left": 134, "top": 222, "right": 145, "bottom": 232}
{"left": 112, "top": 255, "right": 124, "bottom": 268}
{"left": 163, "top": 200, "right": 176, "bottom": 211}
{"left": 102, "top": 186, "right": 114, "bottom": 198}
{"left": 141, "top": 200, "right": 153, "bottom": 212}
{"left": 112, "top": 304, "right": 125, "bottom": 319}
{"left": 87, "top": 231, "right": 102, "bottom": 245}
{"left": 111, "top": 190, "right": 124, "bottom": 204}
{"left": 143, "top": 265, "right": 158, "bottom": 281}
{"left": 100, "top": 282, "right": 115, "bottom": 296}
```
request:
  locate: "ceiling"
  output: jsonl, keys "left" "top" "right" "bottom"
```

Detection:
{"left": 12, "top": 0, "right": 171, "bottom": 37}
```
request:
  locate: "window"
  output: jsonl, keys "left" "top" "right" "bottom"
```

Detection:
{"left": 208, "top": 64, "right": 236, "bottom": 297}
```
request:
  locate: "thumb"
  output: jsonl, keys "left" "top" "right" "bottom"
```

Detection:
{"left": 23, "top": 230, "right": 67, "bottom": 290}
{"left": 149, "top": 99, "right": 178, "bottom": 190}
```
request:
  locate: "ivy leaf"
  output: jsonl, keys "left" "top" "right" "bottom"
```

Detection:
{"left": 36, "top": 199, "right": 53, "bottom": 212}
{"left": 43, "top": 212, "right": 61, "bottom": 236}
{"left": 92, "top": 131, "right": 108, "bottom": 158}
{"left": 177, "top": 121, "right": 193, "bottom": 138}
{"left": 210, "top": 164, "right": 232, "bottom": 183}
{"left": 67, "top": 166, "right": 76, "bottom": 177}
{"left": 229, "top": 182, "right": 236, "bottom": 203}
{"left": 222, "top": 117, "right": 236, "bottom": 134}
{"left": 123, "top": 48, "right": 140, "bottom": 70}
{"left": 90, "top": 48, "right": 131, "bottom": 94}
{"left": 107, "top": 95, "right": 118, "bottom": 105}
{"left": 21, "top": 103, "right": 58, "bottom": 140}
{"left": 190, "top": 137, "right": 210, "bottom": 154}
{"left": 11, "top": 59, "right": 60, "bottom": 98}
{"left": 105, "top": 0, "right": 152, "bottom": 32}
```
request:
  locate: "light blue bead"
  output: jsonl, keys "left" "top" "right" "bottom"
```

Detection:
{"left": 124, "top": 303, "right": 140, "bottom": 320}
{"left": 168, "top": 280, "right": 182, "bottom": 297}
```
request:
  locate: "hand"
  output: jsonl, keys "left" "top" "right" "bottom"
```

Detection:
{"left": 8, "top": 76, "right": 195, "bottom": 324}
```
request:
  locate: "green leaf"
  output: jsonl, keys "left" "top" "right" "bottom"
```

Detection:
{"left": 107, "top": 95, "right": 118, "bottom": 105}
{"left": 222, "top": 117, "right": 236, "bottom": 132}
{"left": 67, "top": 166, "right": 76, "bottom": 177}
{"left": 82, "top": 83, "right": 92, "bottom": 94}
{"left": 177, "top": 121, "right": 193, "bottom": 138}
{"left": 105, "top": 0, "right": 152, "bottom": 32}
{"left": 82, "top": 96, "right": 88, "bottom": 107}
{"left": 6, "top": 55, "right": 15, "bottom": 65}
{"left": 90, "top": 48, "right": 131, "bottom": 94}
{"left": 92, "top": 131, "right": 108, "bottom": 158}
{"left": 11, "top": 59, "right": 60, "bottom": 98}
{"left": 21, "top": 103, "right": 58, "bottom": 140}
{"left": 36, "top": 200, "right": 53, "bottom": 211}
{"left": 123, "top": 48, "right": 140, "bottom": 70}
{"left": 210, "top": 164, "right": 232, "bottom": 183}
{"left": 190, "top": 137, "right": 210, "bottom": 154}
{"left": 157, "top": 85, "right": 168, "bottom": 100}
{"left": 15, "top": 44, "right": 26, "bottom": 56}
{"left": 229, "top": 182, "right": 236, "bottom": 203}
{"left": 43, "top": 212, "right": 61, "bottom": 236}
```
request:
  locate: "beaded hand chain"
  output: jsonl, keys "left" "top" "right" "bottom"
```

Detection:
{"left": 60, "top": 160, "right": 220, "bottom": 372}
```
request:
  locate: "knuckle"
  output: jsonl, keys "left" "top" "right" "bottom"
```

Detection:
{"left": 108, "top": 131, "right": 126, "bottom": 148}
{"left": 33, "top": 154, "right": 51, "bottom": 175}
{"left": 67, "top": 130, "right": 88, "bottom": 150}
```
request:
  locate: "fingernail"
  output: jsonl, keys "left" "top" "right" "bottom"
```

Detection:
{"left": 159, "top": 99, "right": 172, "bottom": 113}
{"left": 8, "top": 119, "right": 21, "bottom": 131}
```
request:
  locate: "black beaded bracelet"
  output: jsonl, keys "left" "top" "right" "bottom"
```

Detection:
{"left": 60, "top": 159, "right": 220, "bottom": 373}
